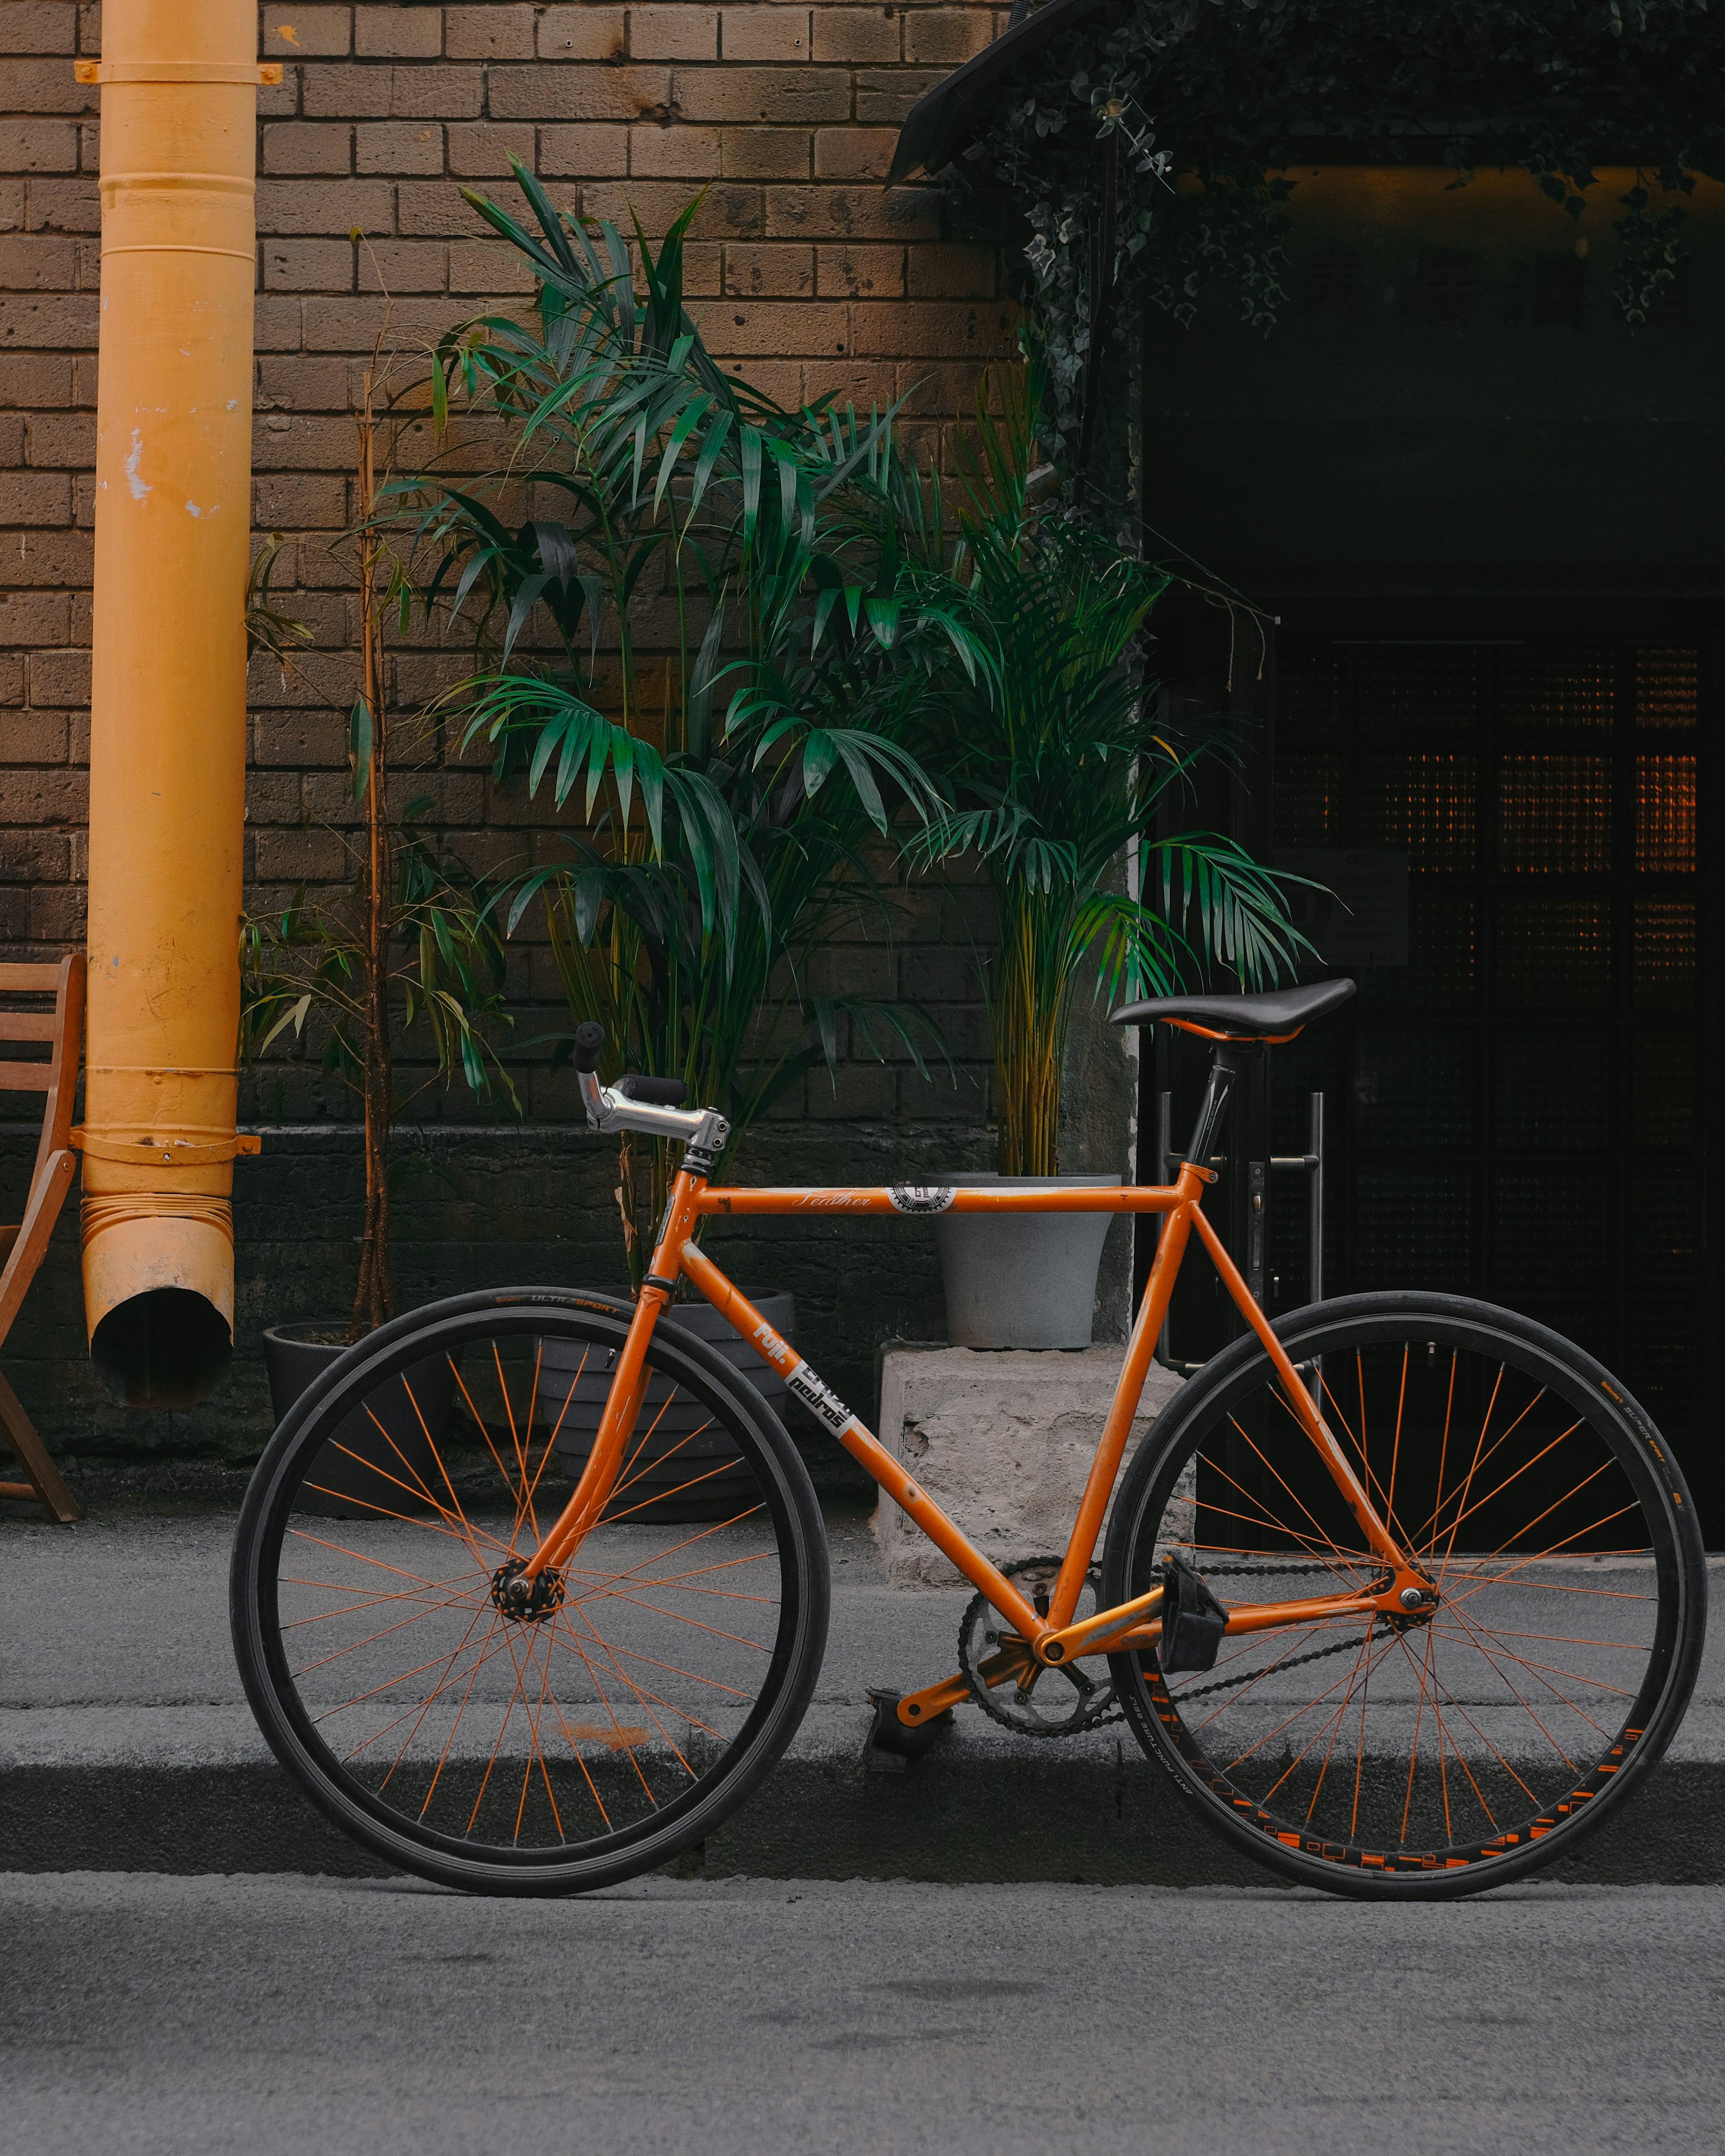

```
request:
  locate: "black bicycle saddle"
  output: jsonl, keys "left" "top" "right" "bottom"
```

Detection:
{"left": 1110, "top": 979, "right": 1356, "bottom": 1039}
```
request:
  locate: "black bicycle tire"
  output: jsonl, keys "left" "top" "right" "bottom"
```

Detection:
{"left": 1102, "top": 1291, "right": 1707, "bottom": 1901}
{"left": 230, "top": 1289, "right": 830, "bottom": 1896}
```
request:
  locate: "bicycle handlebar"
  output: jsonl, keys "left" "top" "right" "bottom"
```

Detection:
{"left": 571, "top": 1023, "right": 729, "bottom": 1161}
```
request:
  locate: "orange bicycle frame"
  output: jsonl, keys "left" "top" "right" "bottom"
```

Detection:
{"left": 515, "top": 1157, "right": 1433, "bottom": 1721}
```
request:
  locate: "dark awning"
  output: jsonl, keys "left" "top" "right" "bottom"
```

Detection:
{"left": 886, "top": 0, "right": 1121, "bottom": 184}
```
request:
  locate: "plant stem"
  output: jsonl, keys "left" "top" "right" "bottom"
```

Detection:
{"left": 993, "top": 886, "right": 1069, "bottom": 1177}
{"left": 350, "top": 371, "right": 396, "bottom": 1341}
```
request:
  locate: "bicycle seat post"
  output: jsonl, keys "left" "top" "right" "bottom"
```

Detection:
{"left": 1183, "top": 1040, "right": 1257, "bottom": 1174}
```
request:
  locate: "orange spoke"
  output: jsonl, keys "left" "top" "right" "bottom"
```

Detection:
{"left": 1420, "top": 1382, "right": 1552, "bottom": 1562}
{"left": 1432, "top": 1623, "right": 1650, "bottom": 1653}
{"left": 1387, "top": 1345, "right": 1409, "bottom": 1543}
{"left": 548, "top": 1630, "right": 726, "bottom": 1749}
{"left": 511, "top": 1343, "right": 585, "bottom": 1552}
{"left": 1437, "top": 1362, "right": 1507, "bottom": 1577}
{"left": 278, "top": 1577, "right": 476, "bottom": 1627}
{"left": 350, "top": 1397, "right": 461, "bottom": 1527}
{"left": 566, "top": 1586, "right": 773, "bottom": 1654}
{"left": 1412, "top": 1376, "right": 1549, "bottom": 1554}
{"left": 553, "top": 1605, "right": 700, "bottom": 1777}
{"left": 1299, "top": 1627, "right": 1385, "bottom": 1822}
{"left": 402, "top": 1375, "right": 496, "bottom": 1563}
{"left": 1222, "top": 1418, "right": 1357, "bottom": 1571}
{"left": 564, "top": 1508, "right": 773, "bottom": 1591}
{"left": 1431, "top": 1418, "right": 1593, "bottom": 1550}
{"left": 1429, "top": 1620, "right": 1633, "bottom": 1712}
{"left": 567, "top": 1632, "right": 754, "bottom": 1701}
{"left": 1421, "top": 1665, "right": 1541, "bottom": 1814}
{"left": 285, "top": 1527, "right": 462, "bottom": 1593}
{"left": 451, "top": 1355, "right": 530, "bottom": 1514}
{"left": 1441, "top": 1572, "right": 1652, "bottom": 1602}
{"left": 1429, "top": 1347, "right": 1459, "bottom": 1569}
{"left": 1398, "top": 1626, "right": 1435, "bottom": 1843}
{"left": 514, "top": 1626, "right": 563, "bottom": 1844}
{"left": 1217, "top": 1628, "right": 1384, "bottom": 1778}
{"left": 380, "top": 1597, "right": 494, "bottom": 1790}
{"left": 599, "top": 1455, "right": 752, "bottom": 1527}
{"left": 1349, "top": 1615, "right": 1375, "bottom": 1840}
{"left": 1195, "top": 1626, "right": 1344, "bottom": 1768}
{"left": 313, "top": 1630, "right": 514, "bottom": 1727}
{"left": 1183, "top": 1622, "right": 1332, "bottom": 1736}
{"left": 1438, "top": 1506, "right": 1646, "bottom": 1614}
{"left": 492, "top": 1339, "right": 530, "bottom": 1503}
{"left": 467, "top": 1614, "right": 541, "bottom": 1834}
{"left": 1199, "top": 1438, "right": 1375, "bottom": 1579}
{"left": 290, "top": 1594, "right": 486, "bottom": 1681}
{"left": 301, "top": 1456, "right": 511, "bottom": 1563}
{"left": 418, "top": 1609, "right": 505, "bottom": 1820}
{"left": 1181, "top": 1615, "right": 1375, "bottom": 1737}
{"left": 341, "top": 1621, "right": 517, "bottom": 1765}
{"left": 543, "top": 1688, "right": 616, "bottom": 1832}
{"left": 548, "top": 1607, "right": 662, "bottom": 1806}
{"left": 1438, "top": 1606, "right": 1592, "bottom": 1763}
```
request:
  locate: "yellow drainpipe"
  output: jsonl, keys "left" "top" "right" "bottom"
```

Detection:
{"left": 76, "top": 5, "right": 276, "bottom": 1406}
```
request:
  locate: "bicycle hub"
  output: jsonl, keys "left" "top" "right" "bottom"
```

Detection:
{"left": 491, "top": 1557, "right": 566, "bottom": 1623}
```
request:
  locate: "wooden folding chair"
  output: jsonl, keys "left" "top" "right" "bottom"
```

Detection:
{"left": 0, "top": 953, "right": 85, "bottom": 1522}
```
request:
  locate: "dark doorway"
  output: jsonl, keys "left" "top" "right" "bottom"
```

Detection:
{"left": 1139, "top": 603, "right": 1721, "bottom": 1538}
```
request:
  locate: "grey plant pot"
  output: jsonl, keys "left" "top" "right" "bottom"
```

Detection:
{"left": 932, "top": 1174, "right": 1121, "bottom": 1350}
{"left": 263, "top": 1321, "right": 459, "bottom": 1519}
{"left": 540, "top": 1291, "right": 794, "bottom": 1522}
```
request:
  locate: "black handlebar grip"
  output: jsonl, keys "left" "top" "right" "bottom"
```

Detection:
{"left": 571, "top": 1021, "right": 605, "bottom": 1075}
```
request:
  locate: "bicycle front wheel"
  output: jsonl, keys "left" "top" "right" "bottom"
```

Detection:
{"left": 1103, "top": 1292, "right": 1706, "bottom": 1899}
{"left": 231, "top": 1290, "right": 829, "bottom": 1894}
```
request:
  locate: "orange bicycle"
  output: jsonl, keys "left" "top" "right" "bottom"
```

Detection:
{"left": 231, "top": 980, "right": 1707, "bottom": 1898}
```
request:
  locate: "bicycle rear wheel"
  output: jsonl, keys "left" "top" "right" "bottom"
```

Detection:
{"left": 1103, "top": 1292, "right": 1706, "bottom": 1898}
{"left": 231, "top": 1290, "right": 829, "bottom": 1894}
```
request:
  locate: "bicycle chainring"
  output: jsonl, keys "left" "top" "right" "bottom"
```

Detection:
{"left": 958, "top": 1557, "right": 1120, "bottom": 1739}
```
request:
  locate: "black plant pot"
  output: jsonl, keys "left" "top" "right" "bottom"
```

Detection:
{"left": 540, "top": 1291, "right": 794, "bottom": 1523}
{"left": 263, "top": 1321, "right": 460, "bottom": 1519}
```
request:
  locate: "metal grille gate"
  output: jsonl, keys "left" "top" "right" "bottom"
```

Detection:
{"left": 1135, "top": 622, "right": 1716, "bottom": 1530}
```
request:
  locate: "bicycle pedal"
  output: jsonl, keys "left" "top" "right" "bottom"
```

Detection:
{"left": 863, "top": 1689, "right": 954, "bottom": 1772}
{"left": 1158, "top": 1551, "right": 1228, "bottom": 1674}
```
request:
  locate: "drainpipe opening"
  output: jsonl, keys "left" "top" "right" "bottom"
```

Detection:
{"left": 90, "top": 1287, "right": 234, "bottom": 1410}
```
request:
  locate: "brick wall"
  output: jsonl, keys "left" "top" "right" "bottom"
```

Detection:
{"left": 0, "top": 1, "right": 1082, "bottom": 1481}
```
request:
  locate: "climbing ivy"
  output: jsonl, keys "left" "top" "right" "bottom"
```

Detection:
{"left": 945, "top": 0, "right": 1725, "bottom": 464}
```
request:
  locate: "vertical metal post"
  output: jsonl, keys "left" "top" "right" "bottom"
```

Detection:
{"left": 1308, "top": 1091, "right": 1325, "bottom": 1304}
{"left": 1156, "top": 1090, "right": 1173, "bottom": 1362}
{"left": 1306, "top": 1091, "right": 1325, "bottom": 1410}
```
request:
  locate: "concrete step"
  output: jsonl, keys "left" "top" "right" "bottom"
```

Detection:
{"left": 3, "top": 1514, "right": 1720, "bottom": 1885}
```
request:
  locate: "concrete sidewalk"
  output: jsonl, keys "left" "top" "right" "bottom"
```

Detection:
{"left": 3, "top": 1513, "right": 1721, "bottom": 1884}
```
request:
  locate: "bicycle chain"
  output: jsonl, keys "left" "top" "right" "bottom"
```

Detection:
{"left": 959, "top": 1559, "right": 1371, "bottom": 1738}
{"left": 1161, "top": 1627, "right": 1370, "bottom": 1704}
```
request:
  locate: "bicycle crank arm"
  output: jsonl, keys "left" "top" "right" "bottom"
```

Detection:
{"left": 894, "top": 1642, "right": 1038, "bottom": 1728}
{"left": 1037, "top": 1584, "right": 1164, "bottom": 1665}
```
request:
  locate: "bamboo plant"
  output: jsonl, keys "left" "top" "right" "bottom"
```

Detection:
{"left": 913, "top": 364, "right": 1308, "bottom": 1176}
{"left": 240, "top": 369, "right": 516, "bottom": 1337}
{"left": 396, "top": 169, "right": 984, "bottom": 1286}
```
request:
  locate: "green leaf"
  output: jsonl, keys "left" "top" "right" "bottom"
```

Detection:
{"left": 349, "top": 698, "right": 373, "bottom": 802}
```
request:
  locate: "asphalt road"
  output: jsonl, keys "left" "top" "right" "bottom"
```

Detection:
{"left": 2, "top": 1874, "right": 1720, "bottom": 2155}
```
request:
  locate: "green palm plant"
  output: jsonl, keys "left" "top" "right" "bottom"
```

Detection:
{"left": 913, "top": 364, "right": 1309, "bottom": 1177}
{"left": 395, "top": 167, "right": 987, "bottom": 1284}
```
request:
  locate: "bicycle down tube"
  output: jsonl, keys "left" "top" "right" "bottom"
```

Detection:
{"left": 514, "top": 1158, "right": 1426, "bottom": 1668}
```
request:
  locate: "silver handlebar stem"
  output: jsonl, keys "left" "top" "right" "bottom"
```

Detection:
{"left": 577, "top": 1069, "right": 731, "bottom": 1166}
